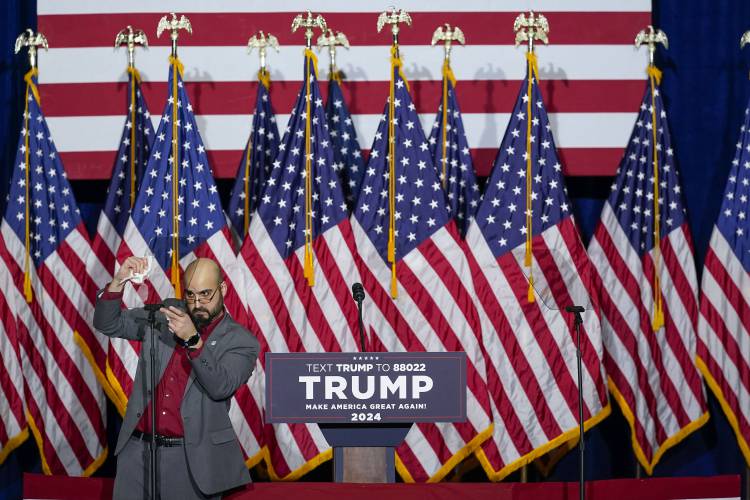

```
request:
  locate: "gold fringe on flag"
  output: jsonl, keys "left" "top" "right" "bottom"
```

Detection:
{"left": 22, "top": 68, "right": 39, "bottom": 303}
{"left": 647, "top": 64, "right": 665, "bottom": 332}
{"left": 524, "top": 52, "right": 539, "bottom": 304}
{"left": 303, "top": 49, "right": 316, "bottom": 286}
{"left": 387, "top": 46, "right": 402, "bottom": 298}
{"left": 127, "top": 66, "right": 141, "bottom": 209}
{"left": 169, "top": 55, "right": 184, "bottom": 298}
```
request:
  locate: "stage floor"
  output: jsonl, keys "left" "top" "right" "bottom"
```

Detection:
{"left": 22, "top": 473, "right": 741, "bottom": 500}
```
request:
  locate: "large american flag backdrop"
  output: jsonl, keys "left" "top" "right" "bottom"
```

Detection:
{"left": 36, "top": 0, "right": 649, "bottom": 181}
{"left": 21, "top": 0, "right": 666, "bottom": 481}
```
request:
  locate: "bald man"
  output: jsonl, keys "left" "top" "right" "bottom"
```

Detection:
{"left": 93, "top": 256, "right": 259, "bottom": 499}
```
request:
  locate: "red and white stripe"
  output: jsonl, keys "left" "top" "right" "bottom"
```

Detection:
{"left": 37, "top": 0, "right": 649, "bottom": 180}
{"left": 697, "top": 228, "right": 750, "bottom": 466}
{"left": 352, "top": 218, "right": 493, "bottom": 482}
{"left": 0, "top": 247, "right": 28, "bottom": 464}
{"left": 465, "top": 217, "right": 609, "bottom": 480}
{"left": 0, "top": 221, "right": 107, "bottom": 475}
{"left": 88, "top": 214, "right": 136, "bottom": 414}
{"left": 588, "top": 203, "right": 707, "bottom": 474}
{"left": 237, "top": 217, "right": 363, "bottom": 479}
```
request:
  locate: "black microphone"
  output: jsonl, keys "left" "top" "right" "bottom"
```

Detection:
{"left": 163, "top": 297, "right": 187, "bottom": 312}
{"left": 351, "top": 283, "right": 366, "bottom": 352}
{"left": 142, "top": 298, "right": 186, "bottom": 313}
{"left": 565, "top": 305, "right": 585, "bottom": 313}
{"left": 352, "top": 283, "right": 365, "bottom": 303}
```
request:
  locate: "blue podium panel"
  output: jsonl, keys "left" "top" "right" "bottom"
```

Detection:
{"left": 265, "top": 351, "right": 467, "bottom": 424}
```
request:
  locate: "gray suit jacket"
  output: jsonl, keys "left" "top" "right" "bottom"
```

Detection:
{"left": 93, "top": 294, "right": 259, "bottom": 496}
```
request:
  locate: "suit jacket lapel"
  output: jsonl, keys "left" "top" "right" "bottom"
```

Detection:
{"left": 156, "top": 326, "right": 176, "bottom": 383}
{"left": 183, "top": 313, "right": 232, "bottom": 398}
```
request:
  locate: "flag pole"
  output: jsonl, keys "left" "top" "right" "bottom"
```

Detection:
{"left": 157, "top": 13, "right": 192, "bottom": 298}
{"left": 292, "top": 11, "right": 327, "bottom": 286}
{"left": 115, "top": 26, "right": 148, "bottom": 209}
{"left": 513, "top": 11, "right": 549, "bottom": 304}
{"left": 317, "top": 28, "right": 350, "bottom": 83}
{"left": 377, "top": 7, "right": 412, "bottom": 299}
{"left": 14, "top": 29, "right": 48, "bottom": 303}
{"left": 635, "top": 25, "right": 668, "bottom": 332}
{"left": 431, "top": 24, "right": 464, "bottom": 191}
{"left": 246, "top": 31, "right": 279, "bottom": 235}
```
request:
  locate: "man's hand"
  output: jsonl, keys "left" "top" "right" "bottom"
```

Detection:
{"left": 108, "top": 256, "right": 150, "bottom": 292}
{"left": 161, "top": 306, "right": 202, "bottom": 348}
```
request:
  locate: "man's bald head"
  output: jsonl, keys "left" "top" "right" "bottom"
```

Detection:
{"left": 184, "top": 258, "right": 223, "bottom": 290}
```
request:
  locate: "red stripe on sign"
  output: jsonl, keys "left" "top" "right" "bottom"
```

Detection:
{"left": 39, "top": 80, "right": 644, "bottom": 116}
{"left": 39, "top": 11, "right": 650, "bottom": 48}
{"left": 59, "top": 147, "right": 623, "bottom": 180}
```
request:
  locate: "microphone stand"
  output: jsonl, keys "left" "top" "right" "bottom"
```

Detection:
{"left": 355, "top": 297, "right": 366, "bottom": 352}
{"left": 566, "top": 305, "right": 586, "bottom": 500}
{"left": 144, "top": 304, "right": 160, "bottom": 500}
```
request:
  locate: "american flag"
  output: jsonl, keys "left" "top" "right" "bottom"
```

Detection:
{"left": 326, "top": 74, "right": 365, "bottom": 207}
{"left": 89, "top": 65, "right": 154, "bottom": 414}
{"left": 0, "top": 254, "right": 27, "bottom": 465}
{"left": 352, "top": 55, "right": 493, "bottom": 482}
{"left": 696, "top": 104, "right": 750, "bottom": 467}
{"left": 238, "top": 49, "right": 363, "bottom": 479}
{"left": 111, "top": 56, "right": 260, "bottom": 465}
{"left": 587, "top": 67, "right": 707, "bottom": 474}
{"left": 428, "top": 61, "right": 480, "bottom": 236}
{"left": 0, "top": 70, "right": 107, "bottom": 475}
{"left": 227, "top": 70, "right": 280, "bottom": 243}
{"left": 465, "top": 56, "right": 609, "bottom": 480}
{"left": 36, "top": 1, "right": 650, "bottom": 182}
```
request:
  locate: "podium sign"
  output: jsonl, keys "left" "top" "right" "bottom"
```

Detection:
{"left": 265, "top": 351, "right": 467, "bottom": 424}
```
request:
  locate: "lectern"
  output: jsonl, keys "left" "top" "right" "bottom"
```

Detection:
{"left": 265, "top": 351, "right": 467, "bottom": 482}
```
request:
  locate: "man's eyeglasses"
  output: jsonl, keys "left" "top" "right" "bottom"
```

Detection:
{"left": 184, "top": 283, "right": 222, "bottom": 304}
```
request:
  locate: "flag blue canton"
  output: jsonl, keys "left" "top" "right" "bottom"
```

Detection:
{"left": 227, "top": 80, "right": 280, "bottom": 239}
{"left": 717, "top": 104, "right": 750, "bottom": 273}
{"left": 257, "top": 53, "right": 347, "bottom": 259}
{"left": 474, "top": 70, "right": 570, "bottom": 258}
{"left": 353, "top": 65, "right": 450, "bottom": 263}
{"left": 6, "top": 76, "right": 82, "bottom": 265}
{"left": 607, "top": 80, "right": 686, "bottom": 256}
{"left": 131, "top": 64, "right": 226, "bottom": 270}
{"left": 428, "top": 75, "right": 480, "bottom": 236}
{"left": 102, "top": 73, "right": 154, "bottom": 236}
{"left": 326, "top": 78, "right": 365, "bottom": 207}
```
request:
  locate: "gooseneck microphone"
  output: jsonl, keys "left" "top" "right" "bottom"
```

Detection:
{"left": 351, "top": 283, "right": 367, "bottom": 352}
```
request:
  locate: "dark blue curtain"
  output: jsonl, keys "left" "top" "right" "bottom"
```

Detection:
{"left": 1, "top": 1, "right": 749, "bottom": 498}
